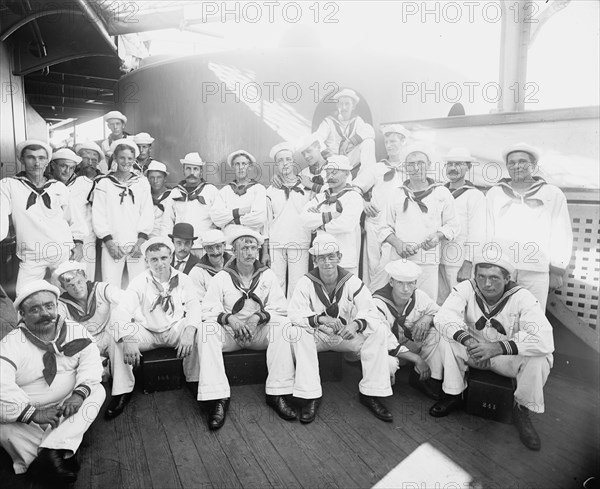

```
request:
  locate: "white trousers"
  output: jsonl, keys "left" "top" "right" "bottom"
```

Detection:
{"left": 16, "top": 252, "right": 69, "bottom": 295}
{"left": 513, "top": 269, "right": 550, "bottom": 312}
{"left": 438, "top": 264, "right": 461, "bottom": 305}
{"left": 362, "top": 217, "right": 381, "bottom": 289}
{"left": 196, "top": 316, "right": 310, "bottom": 401}
{"left": 80, "top": 234, "right": 97, "bottom": 281}
{"left": 0, "top": 384, "right": 105, "bottom": 474}
{"left": 293, "top": 325, "right": 393, "bottom": 398}
{"left": 269, "top": 246, "right": 310, "bottom": 300}
{"left": 432, "top": 339, "right": 552, "bottom": 413}
{"left": 112, "top": 321, "right": 200, "bottom": 395}
{"left": 100, "top": 245, "right": 147, "bottom": 288}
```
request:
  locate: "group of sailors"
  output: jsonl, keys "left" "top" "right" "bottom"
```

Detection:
{"left": 0, "top": 87, "right": 573, "bottom": 484}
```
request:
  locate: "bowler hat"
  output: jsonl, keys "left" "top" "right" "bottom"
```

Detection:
{"left": 168, "top": 222, "right": 198, "bottom": 241}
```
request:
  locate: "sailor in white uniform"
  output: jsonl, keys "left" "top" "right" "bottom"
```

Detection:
{"left": 100, "top": 110, "right": 131, "bottom": 157}
{"left": 146, "top": 161, "right": 173, "bottom": 239}
{"left": 189, "top": 229, "right": 232, "bottom": 302}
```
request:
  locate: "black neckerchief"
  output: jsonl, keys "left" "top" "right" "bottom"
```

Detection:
{"left": 98, "top": 172, "right": 139, "bottom": 204}
{"left": 152, "top": 189, "right": 172, "bottom": 212}
{"left": 326, "top": 115, "right": 358, "bottom": 152}
{"left": 445, "top": 180, "right": 477, "bottom": 199}
{"left": 229, "top": 180, "right": 258, "bottom": 197}
{"left": 149, "top": 272, "right": 180, "bottom": 315}
{"left": 13, "top": 172, "right": 57, "bottom": 210}
{"left": 305, "top": 267, "right": 356, "bottom": 322}
{"left": 223, "top": 260, "right": 269, "bottom": 314}
{"left": 497, "top": 177, "right": 547, "bottom": 212}
{"left": 316, "top": 184, "right": 357, "bottom": 212}
{"left": 18, "top": 316, "right": 91, "bottom": 385}
{"left": 60, "top": 281, "right": 99, "bottom": 323}
{"left": 373, "top": 284, "right": 416, "bottom": 341}
{"left": 308, "top": 163, "right": 325, "bottom": 185}
{"left": 470, "top": 279, "right": 523, "bottom": 335}
{"left": 281, "top": 179, "right": 305, "bottom": 199}
{"left": 401, "top": 178, "right": 440, "bottom": 213}
{"left": 172, "top": 180, "right": 207, "bottom": 204}
{"left": 381, "top": 159, "right": 402, "bottom": 182}
{"left": 196, "top": 252, "right": 232, "bottom": 277}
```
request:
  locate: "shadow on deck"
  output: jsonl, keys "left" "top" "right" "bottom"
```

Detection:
{"left": 1, "top": 362, "right": 599, "bottom": 489}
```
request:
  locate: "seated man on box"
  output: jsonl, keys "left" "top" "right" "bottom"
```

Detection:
{"left": 0, "top": 280, "right": 104, "bottom": 483}
{"left": 108, "top": 237, "right": 201, "bottom": 419}
{"left": 191, "top": 229, "right": 232, "bottom": 302}
{"left": 431, "top": 247, "right": 554, "bottom": 450}
{"left": 288, "top": 233, "right": 394, "bottom": 422}
{"left": 53, "top": 261, "right": 126, "bottom": 411}
{"left": 373, "top": 260, "right": 443, "bottom": 400}
{"left": 198, "top": 226, "right": 317, "bottom": 429}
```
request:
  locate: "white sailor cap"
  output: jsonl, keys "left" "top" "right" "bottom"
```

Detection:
{"left": 103, "top": 110, "right": 127, "bottom": 124}
{"left": 309, "top": 233, "right": 341, "bottom": 256}
{"left": 385, "top": 260, "right": 422, "bottom": 282}
{"left": 109, "top": 138, "right": 140, "bottom": 158}
{"left": 141, "top": 237, "right": 175, "bottom": 256}
{"left": 323, "top": 155, "right": 352, "bottom": 172}
{"left": 225, "top": 225, "right": 265, "bottom": 246}
{"left": 54, "top": 261, "right": 87, "bottom": 280}
{"left": 380, "top": 124, "right": 410, "bottom": 138}
{"left": 269, "top": 142, "right": 295, "bottom": 161}
{"left": 51, "top": 148, "right": 82, "bottom": 164}
{"left": 16, "top": 139, "right": 52, "bottom": 159}
{"left": 334, "top": 88, "right": 360, "bottom": 104}
{"left": 14, "top": 280, "right": 60, "bottom": 311}
{"left": 298, "top": 134, "right": 324, "bottom": 152}
{"left": 179, "top": 152, "right": 204, "bottom": 166}
{"left": 75, "top": 141, "right": 105, "bottom": 161}
{"left": 473, "top": 246, "right": 515, "bottom": 276}
{"left": 202, "top": 229, "right": 227, "bottom": 247}
{"left": 502, "top": 143, "right": 540, "bottom": 163}
{"left": 145, "top": 160, "right": 169, "bottom": 175}
{"left": 227, "top": 150, "right": 256, "bottom": 167}
{"left": 133, "top": 132, "right": 155, "bottom": 145}
{"left": 443, "top": 147, "right": 475, "bottom": 163}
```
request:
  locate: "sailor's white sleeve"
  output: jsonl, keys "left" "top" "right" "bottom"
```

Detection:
{"left": 315, "top": 119, "right": 332, "bottom": 147}
{"left": 373, "top": 297, "right": 409, "bottom": 356}
{"left": 0, "top": 335, "right": 32, "bottom": 423}
{"left": 300, "top": 195, "right": 327, "bottom": 231}
{"left": 73, "top": 328, "right": 103, "bottom": 396}
{"left": 438, "top": 187, "right": 460, "bottom": 241}
{"left": 240, "top": 185, "right": 267, "bottom": 230}
{"left": 288, "top": 276, "right": 317, "bottom": 329}
{"left": 262, "top": 270, "right": 288, "bottom": 321}
{"left": 91, "top": 179, "right": 112, "bottom": 241}
{"left": 376, "top": 196, "right": 397, "bottom": 245}
{"left": 111, "top": 281, "right": 145, "bottom": 341}
{"left": 0, "top": 179, "right": 11, "bottom": 241}
{"left": 549, "top": 189, "right": 573, "bottom": 273}
{"left": 136, "top": 179, "right": 154, "bottom": 240}
{"left": 323, "top": 192, "right": 363, "bottom": 234}
{"left": 350, "top": 278, "right": 381, "bottom": 336}
{"left": 465, "top": 190, "right": 487, "bottom": 262}
{"left": 201, "top": 273, "right": 227, "bottom": 324}
{"left": 434, "top": 281, "right": 472, "bottom": 344}
{"left": 102, "top": 283, "right": 124, "bottom": 306}
{"left": 162, "top": 194, "right": 176, "bottom": 237}
{"left": 209, "top": 189, "right": 235, "bottom": 228}
{"left": 180, "top": 275, "right": 202, "bottom": 331}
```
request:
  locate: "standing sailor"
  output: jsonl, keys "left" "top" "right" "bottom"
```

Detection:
{"left": 47, "top": 148, "right": 80, "bottom": 186}
{"left": 133, "top": 132, "right": 155, "bottom": 173}
{"left": 146, "top": 161, "right": 172, "bottom": 238}
{"left": 100, "top": 110, "right": 130, "bottom": 157}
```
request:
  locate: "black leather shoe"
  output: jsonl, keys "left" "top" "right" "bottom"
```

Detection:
{"left": 429, "top": 394, "right": 464, "bottom": 417}
{"left": 300, "top": 398, "right": 321, "bottom": 424}
{"left": 208, "top": 398, "right": 230, "bottom": 431}
{"left": 105, "top": 392, "right": 133, "bottom": 419}
{"left": 266, "top": 395, "right": 297, "bottom": 420}
{"left": 359, "top": 393, "right": 393, "bottom": 422}
{"left": 31, "top": 448, "right": 77, "bottom": 483}
{"left": 409, "top": 369, "right": 444, "bottom": 401}
{"left": 513, "top": 404, "right": 541, "bottom": 451}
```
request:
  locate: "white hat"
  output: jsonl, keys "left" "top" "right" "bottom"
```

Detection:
{"left": 179, "top": 152, "right": 204, "bottom": 166}
{"left": 502, "top": 143, "right": 540, "bottom": 163}
{"left": 380, "top": 124, "right": 410, "bottom": 138}
{"left": 443, "top": 147, "right": 475, "bottom": 163}
{"left": 226, "top": 225, "right": 265, "bottom": 246}
{"left": 140, "top": 237, "right": 175, "bottom": 256}
{"left": 16, "top": 139, "right": 52, "bottom": 159}
{"left": 202, "top": 229, "right": 227, "bottom": 247}
{"left": 334, "top": 88, "right": 360, "bottom": 104}
{"left": 14, "top": 280, "right": 60, "bottom": 311}
{"left": 473, "top": 246, "right": 515, "bottom": 276}
{"left": 145, "top": 160, "right": 169, "bottom": 175}
{"left": 103, "top": 110, "right": 127, "bottom": 124}
{"left": 51, "top": 148, "right": 82, "bottom": 164}
{"left": 269, "top": 142, "right": 295, "bottom": 161}
{"left": 109, "top": 138, "right": 140, "bottom": 158}
{"left": 323, "top": 155, "right": 352, "bottom": 172}
{"left": 75, "top": 141, "right": 105, "bottom": 161}
{"left": 54, "top": 260, "right": 87, "bottom": 280}
{"left": 227, "top": 150, "right": 256, "bottom": 167}
{"left": 133, "top": 132, "right": 155, "bottom": 145}
{"left": 385, "top": 260, "right": 422, "bottom": 282}
{"left": 298, "top": 133, "right": 324, "bottom": 152}
{"left": 309, "top": 233, "right": 341, "bottom": 256}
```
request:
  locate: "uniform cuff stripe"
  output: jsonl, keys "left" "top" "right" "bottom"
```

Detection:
{"left": 453, "top": 330, "right": 474, "bottom": 346}
{"left": 17, "top": 405, "right": 36, "bottom": 424}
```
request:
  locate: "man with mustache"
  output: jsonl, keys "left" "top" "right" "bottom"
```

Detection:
{"left": 438, "top": 147, "right": 486, "bottom": 304}
{"left": 485, "top": 143, "right": 572, "bottom": 311}
{"left": 75, "top": 140, "right": 107, "bottom": 176}
{"left": 190, "top": 229, "right": 232, "bottom": 302}
{"left": 315, "top": 88, "right": 376, "bottom": 179}
{"left": 300, "top": 155, "right": 363, "bottom": 275}
{"left": 0, "top": 140, "right": 85, "bottom": 294}
{"left": 430, "top": 249, "right": 554, "bottom": 451}
{"left": 107, "top": 237, "right": 202, "bottom": 418}
{"left": 166, "top": 152, "right": 219, "bottom": 256}
{"left": 0, "top": 280, "right": 104, "bottom": 483}
{"left": 298, "top": 134, "right": 328, "bottom": 196}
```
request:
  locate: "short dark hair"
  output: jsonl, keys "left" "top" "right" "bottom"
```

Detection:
{"left": 20, "top": 144, "right": 47, "bottom": 159}
{"left": 475, "top": 262, "right": 510, "bottom": 279}
{"left": 113, "top": 144, "right": 135, "bottom": 158}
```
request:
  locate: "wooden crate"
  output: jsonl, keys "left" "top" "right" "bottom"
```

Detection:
{"left": 465, "top": 368, "right": 515, "bottom": 424}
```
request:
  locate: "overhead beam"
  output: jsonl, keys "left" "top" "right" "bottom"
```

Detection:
{"left": 74, "top": 0, "right": 118, "bottom": 54}
{"left": 14, "top": 52, "right": 115, "bottom": 77}
{"left": 0, "top": 9, "right": 79, "bottom": 42}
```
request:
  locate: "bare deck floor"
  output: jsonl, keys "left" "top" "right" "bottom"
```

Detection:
{"left": 2, "top": 364, "right": 598, "bottom": 489}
